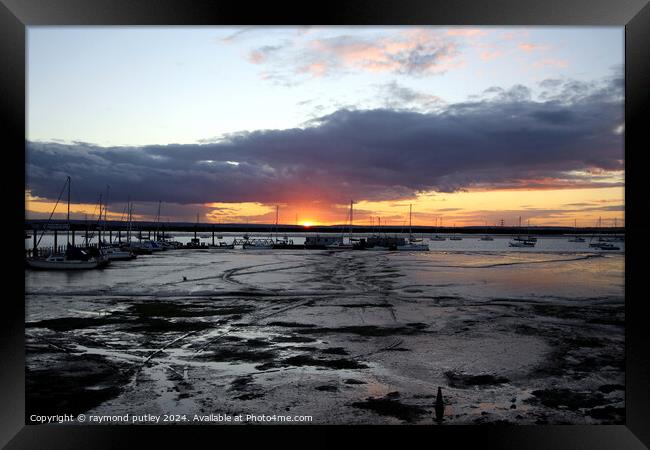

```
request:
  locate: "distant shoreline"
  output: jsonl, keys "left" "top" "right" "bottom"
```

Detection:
{"left": 24, "top": 219, "right": 625, "bottom": 236}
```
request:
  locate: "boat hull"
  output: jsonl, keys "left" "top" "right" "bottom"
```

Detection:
{"left": 325, "top": 245, "right": 354, "bottom": 250}
{"left": 27, "top": 259, "right": 104, "bottom": 270}
{"left": 397, "top": 244, "right": 429, "bottom": 251}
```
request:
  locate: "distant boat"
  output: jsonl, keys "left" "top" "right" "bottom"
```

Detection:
{"left": 596, "top": 243, "right": 620, "bottom": 251}
{"left": 28, "top": 243, "right": 109, "bottom": 270}
{"left": 430, "top": 235, "right": 446, "bottom": 241}
{"left": 26, "top": 177, "right": 109, "bottom": 270}
{"left": 513, "top": 235, "right": 537, "bottom": 242}
{"left": 328, "top": 200, "right": 356, "bottom": 250}
{"left": 397, "top": 205, "right": 429, "bottom": 251}
{"left": 210, "top": 241, "right": 234, "bottom": 250}
{"left": 101, "top": 246, "right": 136, "bottom": 261}
{"left": 568, "top": 219, "right": 584, "bottom": 242}
{"left": 243, "top": 238, "right": 274, "bottom": 249}
{"left": 509, "top": 240, "right": 535, "bottom": 248}
{"left": 480, "top": 236, "right": 494, "bottom": 241}
{"left": 326, "top": 241, "right": 354, "bottom": 250}
{"left": 27, "top": 252, "right": 106, "bottom": 270}
{"left": 449, "top": 236, "right": 462, "bottom": 240}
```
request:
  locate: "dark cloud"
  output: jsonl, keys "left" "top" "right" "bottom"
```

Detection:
{"left": 377, "top": 81, "right": 444, "bottom": 110}
{"left": 26, "top": 75, "right": 623, "bottom": 207}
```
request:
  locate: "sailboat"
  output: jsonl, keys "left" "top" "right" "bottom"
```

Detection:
{"left": 273, "top": 205, "right": 301, "bottom": 249}
{"left": 449, "top": 224, "right": 462, "bottom": 240}
{"left": 97, "top": 187, "right": 136, "bottom": 261}
{"left": 481, "top": 220, "right": 494, "bottom": 241}
{"left": 27, "top": 176, "right": 109, "bottom": 270}
{"left": 568, "top": 219, "right": 585, "bottom": 242}
{"left": 327, "top": 200, "right": 355, "bottom": 250}
{"left": 397, "top": 205, "right": 429, "bottom": 251}
{"left": 512, "top": 217, "right": 537, "bottom": 242}
{"left": 509, "top": 216, "right": 536, "bottom": 247}
{"left": 429, "top": 215, "right": 446, "bottom": 241}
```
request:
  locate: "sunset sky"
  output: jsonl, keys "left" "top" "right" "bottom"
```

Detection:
{"left": 26, "top": 26, "right": 624, "bottom": 227}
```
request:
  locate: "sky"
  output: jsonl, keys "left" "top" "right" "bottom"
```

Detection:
{"left": 25, "top": 26, "right": 624, "bottom": 227}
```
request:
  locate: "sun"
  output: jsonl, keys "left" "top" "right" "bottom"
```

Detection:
{"left": 300, "top": 221, "right": 314, "bottom": 227}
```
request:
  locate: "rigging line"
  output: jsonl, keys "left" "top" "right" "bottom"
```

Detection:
{"left": 35, "top": 177, "right": 69, "bottom": 248}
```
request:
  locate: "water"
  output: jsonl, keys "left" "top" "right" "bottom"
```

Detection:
{"left": 25, "top": 232, "right": 625, "bottom": 254}
{"left": 24, "top": 239, "right": 625, "bottom": 424}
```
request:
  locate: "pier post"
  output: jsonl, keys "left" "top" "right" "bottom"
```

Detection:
{"left": 109, "top": 230, "right": 112, "bottom": 244}
{"left": 54, "top": 229, "right": 58, "bottom": 253}
{"left": 148, "top": 230, "right": 151, "bottom": 240}
{"left": 98, "top": 229, "right": 102, "bottom": 247}
{"left": 33, "top": 229, "right": 37, "bottom": 257}
{"left": 85, "top": 227, "right": 89, "bottom": 246}
{"left": 118, "top": 230, "right": 121, "bottom": 243}
{"left": 435, "top": 387, "right": 445, "bottom": 424}
{"left": 71, "top": 229, "right": 75, "bottom": 246}
{"left": 212, "top": 228, "right": 215, "bottom": 246}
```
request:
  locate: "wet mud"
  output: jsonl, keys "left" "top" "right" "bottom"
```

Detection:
{"left": 25, "top": 248, "right": 625, "bottom": 424}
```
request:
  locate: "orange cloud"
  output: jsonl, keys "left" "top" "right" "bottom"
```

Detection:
{"left": 446, "top": 28, "right": 489, "bottom": 37}
{"left": 518, "top": 42, "right": 550, "bottom": 53}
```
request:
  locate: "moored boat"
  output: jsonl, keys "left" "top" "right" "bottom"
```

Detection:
{"left": 27, "top": 244, "right": 109, "bottom": 270}
{"left": 101, "top": 246, "right": 136, "bottom": 261}
{"left": 397, "top": 205, "right": 429, "bottom": 251}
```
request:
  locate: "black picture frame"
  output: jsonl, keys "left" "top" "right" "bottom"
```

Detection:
{"left": 2, "top": 0, "right": 648, "bottom": 447}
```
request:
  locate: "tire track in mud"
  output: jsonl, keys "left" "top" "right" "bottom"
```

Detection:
{"left": 135, "top": 252, "right": 404, "bottom": 390}
{"left": 133, "top": 255, "right": 328, "bottom": 372}
{"left": 392, "top": 253, "right": 604, "bottom": 271}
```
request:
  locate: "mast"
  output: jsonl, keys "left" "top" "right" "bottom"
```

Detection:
{"left": 275, "top": 205, "right": 279, "bottom": 242}
{"left": 127, "top": 198, "right": 133, "bottom": 243}
{"left": 98, "top": 193, "right": 103, "bottom": 245}
{"left": 67, "top": 176, "right": 71, "bottom": 245}
{"left": 156, "top": 200, "right": 161, "bottom": 241}
{"left": 349, "top": 200, "right": 353, "bottom": 240}
{"left": 105, "top": 185, "right": 110, "bottom": 228}
{"left": 409, "top": 204, "right": 412, "bottom": 240}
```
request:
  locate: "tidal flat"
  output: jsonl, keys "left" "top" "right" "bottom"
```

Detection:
{"left": 25, "top": 247, "right": 624, "bottom": 424}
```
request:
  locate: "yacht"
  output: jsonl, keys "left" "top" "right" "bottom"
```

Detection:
{"left": 480, "top": 236, "right": 494, "bottom": 241}
{"left": 397, "top": 205, "right": 429, "bottom": 251}
{"left": 26, "top": 177, "right": 110, "bottom": 270}
{"left": 326, "top": 241, "right": 354, "bottom": 250}
{"left": 28, "top": 243, "right": 109, "bottom": 270}
{"left": 509, "top": 240, "right": 535, "bottom": 247}
{"left": 101, "top": 246, "right": 136, "bottom": 261}
{"left": 327, "top": 200, "right": 356, "bottom": 250}
{"left": 596, "top": 243, "right": 620, "bottom": 251}
{"left": 210, "top": 241, "right": 235, "bottom": 250}
{"left": 242, "top": 238, "right": 274, "bottom": 249}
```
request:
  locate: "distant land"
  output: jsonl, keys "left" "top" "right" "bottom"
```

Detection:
{"left": 24, "top": 219, "right": 625, "bottom": 235}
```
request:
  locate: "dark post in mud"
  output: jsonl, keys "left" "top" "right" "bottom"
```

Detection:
{"left": 435, "top": 386, "right": 445, "bottom": 424}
